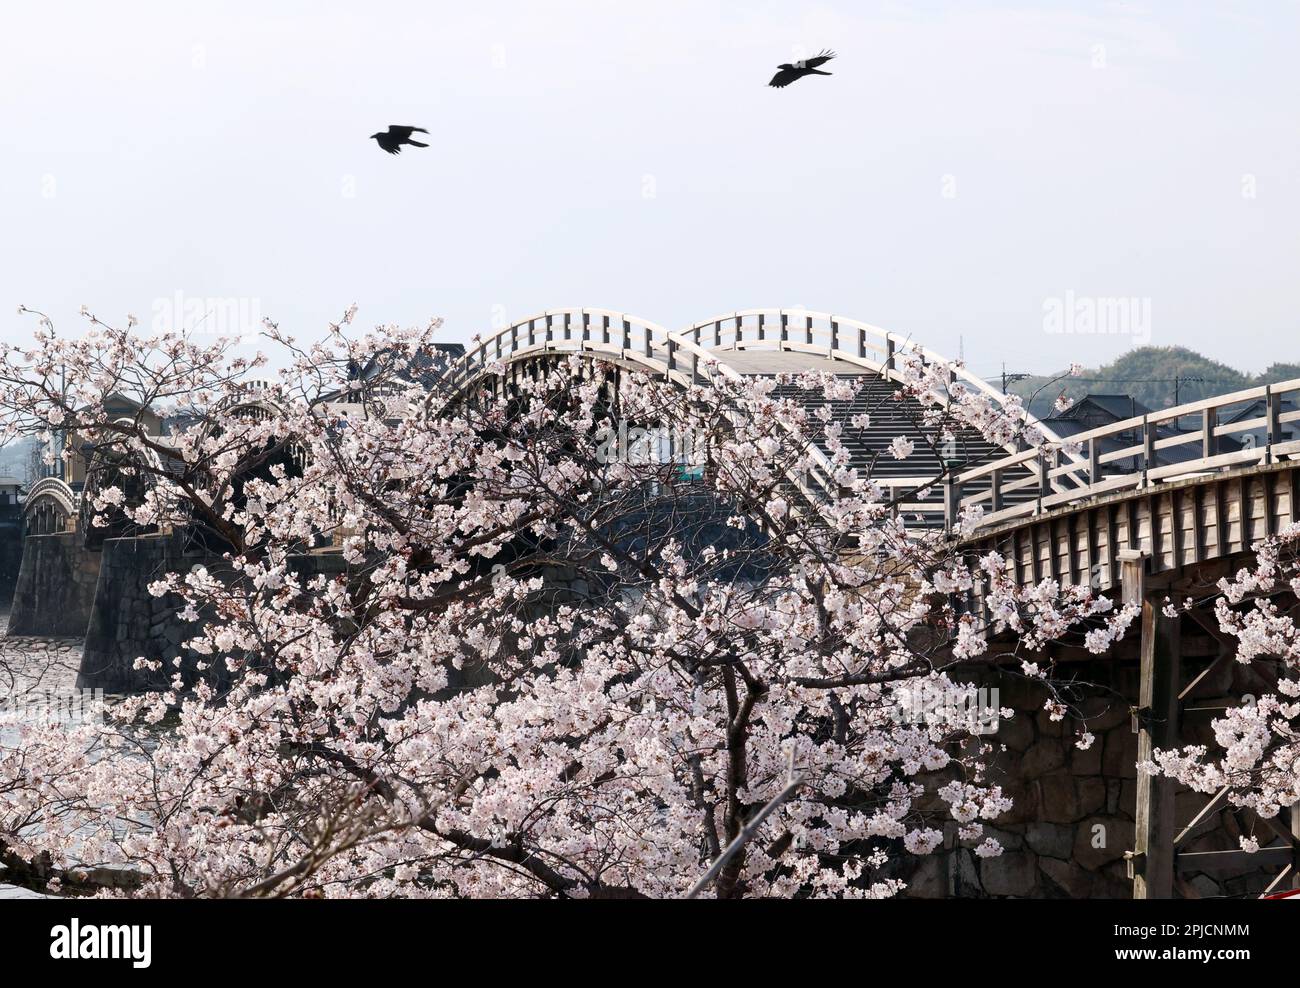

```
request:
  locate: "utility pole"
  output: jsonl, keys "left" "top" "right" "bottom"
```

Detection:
{"left": 1173, "top": 375, "right": 1204, "bottom": 407}
{"left": 1171, "top": 375, "right": 1205, "bottom": 432}
{"left": 1000, "top": 364, "right": 1032, "bottom": 394}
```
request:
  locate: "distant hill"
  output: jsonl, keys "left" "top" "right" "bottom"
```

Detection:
{"left": 0, "top": 437, "right": 38, "bottom": 484}
{"left": 1006, "top": 347, "right": 1300, "bottom": 420}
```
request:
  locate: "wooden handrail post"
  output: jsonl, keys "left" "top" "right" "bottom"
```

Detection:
{"left": 1142, "top": 414, "right": 1154, "bottom": 487}
{"left": 990, "top": 469, "right": 1003, "bottom": 513}
{"left": 1089, "top": 437, "right": 1100, "bottom": 486}
{"left": 1267, "top": 385, "right": 1281, "bottom": 464}
{"left": 1202, "top": 406, "right": 1216, "bottom": 459}
{"left": 1039, "top": 447, "right": 1057, "bottom": 498}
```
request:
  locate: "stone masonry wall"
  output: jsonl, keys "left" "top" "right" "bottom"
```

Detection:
{"left": 905, "top": 657, "right": 1279, "bottom": 898}
{"left": 0, "top": 522, "right": 25, "bottom": 608}
{"left": 77, "top": 533, "right": 351, "bottom": 693}
{"left": 905, "top": 672, "right": 1137, "bottom": 898}
{"left": 6, "top": 533, "right": 101, "bottom": 637}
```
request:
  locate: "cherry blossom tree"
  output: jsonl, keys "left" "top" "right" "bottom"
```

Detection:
{"left": 1145, "top": 525, "right": 1300, "bottom": 848}
{"left": 0, "top": 307, "right": 1138, "bottom": 898}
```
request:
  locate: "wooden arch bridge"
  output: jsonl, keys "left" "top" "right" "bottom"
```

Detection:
{"left": 442, "top": 306, "right": 1300, "bottom": 900}
{"left": 17, "top": 305, "right": 1300, "bottom": 898}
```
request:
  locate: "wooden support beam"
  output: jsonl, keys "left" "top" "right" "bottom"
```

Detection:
{"left": 1030, "top": 523, "right": 1042, "bottom": 585}
{"left": 1149, "top": 494, "right": 1163, "bottom": 572}
{"left": 1173, "top": 786, "right": 1228, "bottom": 847}
{"left": 1180, "top": 846, "right": 1291, "bottom": 874}
{"left": 1214, "top": 482, "right": 1227, "bottom": 558}
{"left": 1118, "top": 549, "right": 1145, "bottom": 607}
{"left": 1260, "top": 864, "right": 1294, "bottom": 898}
{"left": 1011, "top": 526, "right": 1023, "bottom": 588}
{"left": 1067, "top": 512, "right": 1079, "bottom": 586}
{"left": 1238, "top": 475, "right": 1250, "bottom": 552}
{"left": 1192, "top": 485, "right": 1205, "bottom": 563}
{"left": 1126, "top": 555, "right": 1181, "bottom": 899}
{"left": 1171, "top": 490, "right": 1184, "bottom": 568}
{"left": 1086, "top": 508, "right": 1100, "bottom": 590}
{"left": 1262, "top": 471, "right": 1275, "bottom": 538}
{"left": 1105, "top": 503, "right": 1118, "bottom": 591}
{"left": 1047, "top": 518, "right": 1061, "bottom": 582}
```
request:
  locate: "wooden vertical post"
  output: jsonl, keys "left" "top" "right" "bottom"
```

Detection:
{"left": 1142, "top": 415, "right": 1155, "bottom": 487}
{"left": 1267, "top": 386, "right": 1282, "bottom": 464}
{"left": 944, "top": 478, "right": 961, "bottom": 533}
{"left": 1121, "top": 549, "right": 1180, "bottom": 899}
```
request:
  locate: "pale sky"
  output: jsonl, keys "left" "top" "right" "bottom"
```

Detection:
{"left": 2, "top": 1, "right": 1297, "bottom": 381}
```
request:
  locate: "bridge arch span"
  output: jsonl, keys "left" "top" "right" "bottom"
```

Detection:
{"left": 23, "top": 477, "right": 79, "bottom": 535}
{"left": 440, "top": 307, "right": 1064, "bottom": 520}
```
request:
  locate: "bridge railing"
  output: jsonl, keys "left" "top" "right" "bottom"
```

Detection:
{"left": 439, "top": 308, "right": 861, "bottom": 509}
{"left": 441, "top": 307, "right": 1099, "bottom": 526}
{"left": 953, "top": 377, "right": 1300, "bottom": 533}
{"left": 677, "top": 308, "right": 1069, "bottom": 445}
{"left": 442, "top": 308, "right": 736, "bottom": 394}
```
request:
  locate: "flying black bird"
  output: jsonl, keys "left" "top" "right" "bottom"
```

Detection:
{"left": 370, "top": 125, "right": 430, "bottom": 155}
{"left": 768, "top": 50, "right": 836, "bottom": 88}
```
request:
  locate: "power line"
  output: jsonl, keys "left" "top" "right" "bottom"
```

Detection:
{"left": 984, "top": 373, "right": 1242, "bottom": 386}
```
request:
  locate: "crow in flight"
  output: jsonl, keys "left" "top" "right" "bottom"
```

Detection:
{"left": 370, "top": 125, "right": 430, "bottom": 155}
{"left": 768, "top": 50, "right": 836, "bottom": 88}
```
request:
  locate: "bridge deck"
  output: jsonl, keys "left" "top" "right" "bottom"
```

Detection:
{"left": 968, "top": 461, "right": 1300, "bottom": 594}
{"left": 707, "top": 349, "right": 868, "bottom": 376}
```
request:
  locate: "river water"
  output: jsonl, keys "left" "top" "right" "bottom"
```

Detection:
{"left": 0, "top": 610, "right": 86, "bottom": 899}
